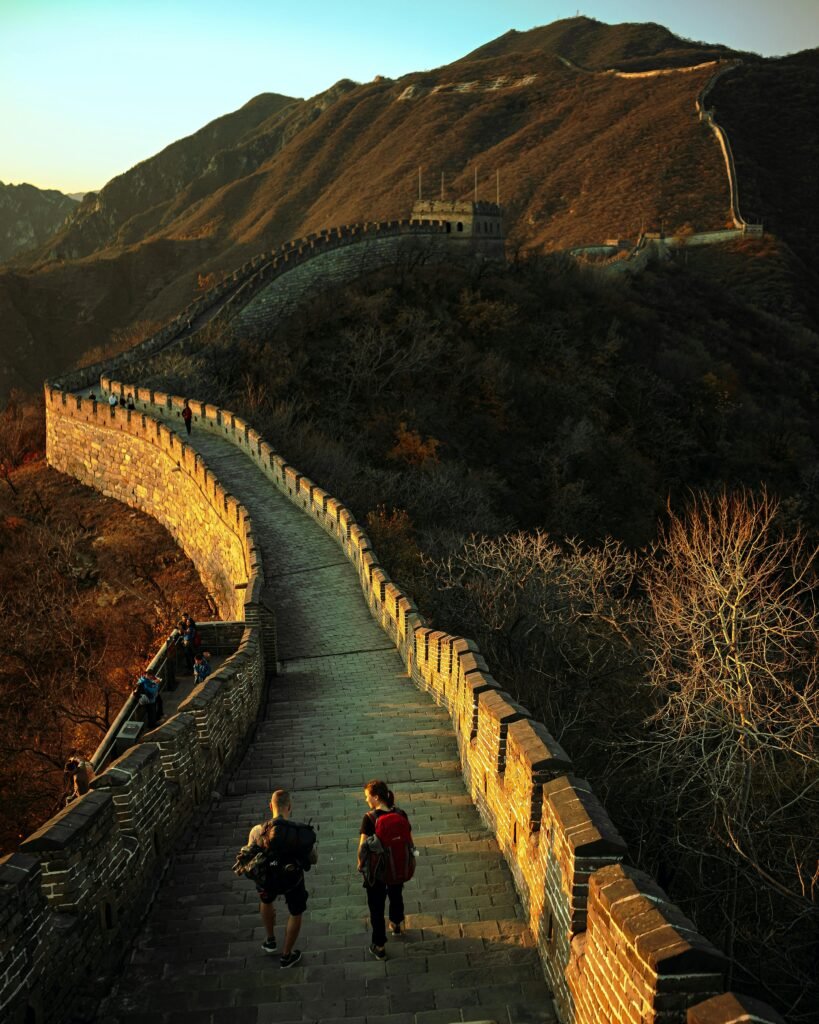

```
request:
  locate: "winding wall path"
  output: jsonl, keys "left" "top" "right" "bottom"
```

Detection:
{"left": 102, "top": 412, "right": 555, "bottom": 1024}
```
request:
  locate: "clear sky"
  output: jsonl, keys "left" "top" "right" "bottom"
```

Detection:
{"left": 1, "top": 0, "right": 817, "bottom": 194}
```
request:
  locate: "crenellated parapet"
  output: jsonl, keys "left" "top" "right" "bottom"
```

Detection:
{"left": 43, "top": 384, "right": 262, "bottom": 621}
{"left": 0, "top": 626, "right": 264, "bottom": 1024}
{"left": 225, "top": 215, "right": 503, "bottom": 336}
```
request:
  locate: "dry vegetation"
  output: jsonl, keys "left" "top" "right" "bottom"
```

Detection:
{"left": 0, "top": 394, "right": 213, "bottom": 851}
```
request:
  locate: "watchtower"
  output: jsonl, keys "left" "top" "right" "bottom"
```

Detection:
{"left": 410, "top": 199, "right": 504, "bottom": 257}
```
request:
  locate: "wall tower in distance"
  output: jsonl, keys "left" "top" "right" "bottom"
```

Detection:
{"left": 410, "top": 199, "right": 504, "bottom": 258}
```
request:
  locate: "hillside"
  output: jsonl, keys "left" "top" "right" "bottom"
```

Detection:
{"left": 2, "top": 16, "right": 817, "bottom": 401}
{"left": 42, "top": 91, "right": 301, "bottom": 261}
{"left": 0, "top": 181, "right": 77, "bottom": 264}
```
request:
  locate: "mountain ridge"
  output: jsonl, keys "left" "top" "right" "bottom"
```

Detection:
{"left": 0, "top": 181, "right": 78, "bottom": 265}
{"left": 1, "top": 17, "right": 817, "bottom": 400}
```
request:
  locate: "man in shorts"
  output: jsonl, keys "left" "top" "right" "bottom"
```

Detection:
{"left": 248, "top": 789, "right": 316, "bottom": 968}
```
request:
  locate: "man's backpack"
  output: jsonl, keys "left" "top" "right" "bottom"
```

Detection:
{"left": 362, "top": 809, "right": 416, "bottom": 886}
{"left": 233, "top": 819, "right": 317, "bottom": 896}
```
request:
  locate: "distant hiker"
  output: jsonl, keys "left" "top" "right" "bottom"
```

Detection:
{"left": 236, "top": 789, "right": 318, "bottom": 968}
{"left": 357, "top": 779, "right": 417, "bottom": 961}
{"left": 193, "top": 651, "right": 211, "bottom": 684}
{"left": 127, "top": 394, "right": 136, "bottom": 410}
{"left": 182, "top": 400, "right": 193, "bottom": 435}
{"left": 64, "top": 755, "right": 94, "bottom": 802}
{"left": 182, "top": 612, "right": 199, "bottom": 645}
{"left": 135, "top": 671, "right": 163, "bottom": 728}
{"left": 118, "top": 394, "right": 126, "bottom": 407}
{"left": 178, "top": 616, "right": 198, "bottom": 672}
{"left": 108, "top": 393, "right": 118, "bottom": 408}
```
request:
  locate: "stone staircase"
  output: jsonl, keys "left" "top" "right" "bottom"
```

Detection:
{"left": 100, "top": 413, "right": 555, "bottom": 1024}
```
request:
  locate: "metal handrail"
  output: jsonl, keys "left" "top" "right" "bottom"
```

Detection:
{"left": 89, "top": 634, "right": 177, "bottom": 773}
{"left": 87, "top": 621, "right": 242, "bottom": 774}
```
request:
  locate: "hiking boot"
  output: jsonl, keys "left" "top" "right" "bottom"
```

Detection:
{"left": 261, "top": 936, "right": 277, "bottom": 954}
{"left": 368, "top": 944, "right": 386, "bottom": 961}
{"left": 280, "top": 950, "right": 302, "bottom": 968}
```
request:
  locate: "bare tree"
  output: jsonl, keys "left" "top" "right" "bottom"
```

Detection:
{"left": 424, "top": 530, "right": 645, "bottom": 744}
{"left": 334, "top": 308, "right": 445, "bottom": 413}
{"left": 642, "top": 488, "right": 819, "bottom": 999}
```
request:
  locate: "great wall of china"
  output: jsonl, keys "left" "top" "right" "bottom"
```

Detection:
{"left": 567, "top": 58, "right": 762, "bottom": 269}
{"left": 0, "top": 209, "right": 787, "bottom": 1024}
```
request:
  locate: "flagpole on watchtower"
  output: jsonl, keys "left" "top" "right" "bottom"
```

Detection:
{"left": 440, "top": 172, "right": 445, "bottom": 201}
{"left": 418, "top": 167, "right": 422, "bottom": 201}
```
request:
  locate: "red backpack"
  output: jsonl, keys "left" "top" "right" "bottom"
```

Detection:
{"left": 365, "top": 808, "right": 416, "bottom": 885}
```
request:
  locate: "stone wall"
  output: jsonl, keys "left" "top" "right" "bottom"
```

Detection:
{"left": 696, "top": 63, "right": 763, "bottom": 234}
{"left": 0, "top": 382, "right": 271, "bottom": 1024}
{"left": 92, "top": 382, "right": 785, "bottom": 1024}
{"left": 0, "top": 627, "right": 264, "bottom": 1024}
{"left": 231, "top": 219, "right": 504, "bottom": 335}
{"left": 44, "top": 386, "right": 262, "bottom": 621}
{"left": 6, "top": 374, "right": 784, "bottom": 1024}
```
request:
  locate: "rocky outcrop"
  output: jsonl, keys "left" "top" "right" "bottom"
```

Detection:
{"left": 0, "top": 182, "right": 77, "bottom": 263}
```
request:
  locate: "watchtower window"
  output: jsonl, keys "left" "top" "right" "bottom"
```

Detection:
{"left": 457, "top": 222, "right": 464, "bottom": 232}
{"left": 445, "top": 222, "right": 451, "bottom": 233}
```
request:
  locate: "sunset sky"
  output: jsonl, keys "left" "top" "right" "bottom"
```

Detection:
{"left": 2, "top": 0, "right": 817, "bottom": 193}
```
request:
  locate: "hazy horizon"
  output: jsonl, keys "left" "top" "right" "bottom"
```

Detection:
{"left": 2, "top": 0, "right": 817, "bottom": 195}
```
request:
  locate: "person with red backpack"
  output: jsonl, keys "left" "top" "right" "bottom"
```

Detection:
{"left": 357, "top": 779, "right": 417, "bottom": 961}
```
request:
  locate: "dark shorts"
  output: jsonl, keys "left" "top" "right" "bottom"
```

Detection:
{"left": 257, "top": 875, "right": 308, "bottom": 916}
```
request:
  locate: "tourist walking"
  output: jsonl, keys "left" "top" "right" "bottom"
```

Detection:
{"left": 182, "top": 400, "right": 192, "bottom": 435}
{"left": 357, "top": 779, "right": 417, "bottom": 960}
{"left": 135, "top": 671, "right": 163, "bottom": 728}
{"left": 242, "top": 790, "right": 317, "bottom": 968}
{"left": 108, "top": 392, "right": 118, "bottom": 409}
{"left": 193, "top": 651, "right": 211, "bottom": 684}
{"left": 178, "top": 615, "right": 198, "bottom": 672}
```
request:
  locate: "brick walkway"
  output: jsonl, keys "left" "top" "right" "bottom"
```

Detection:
{"left": 102, "top": 419, "right": 555, "bottom": 1024}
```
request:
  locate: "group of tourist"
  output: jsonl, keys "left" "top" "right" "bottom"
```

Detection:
{"left": 85, "top": 391, "right": 194, "bottom": 436}
{"left": 175, "top": 612, "right": 211, "bottom": 681}
{"left": 104, "top": 392, "right": 136, "bottom": 410}
{"left": 135, "top": 613, "right": 211, "bottom": 725}
{"left": 65, "top": 611, "right": 213, "bottom": 803}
